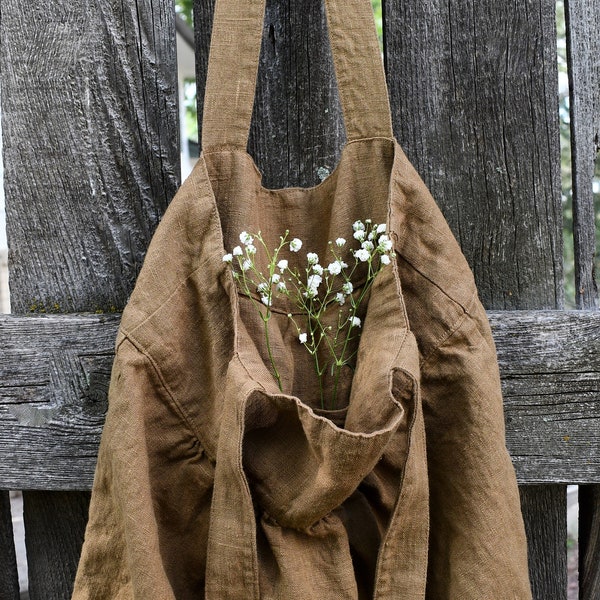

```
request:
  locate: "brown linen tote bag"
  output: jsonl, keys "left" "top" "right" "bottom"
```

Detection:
{"left": 72, "top": 0, "right": 532, "bottom": 598}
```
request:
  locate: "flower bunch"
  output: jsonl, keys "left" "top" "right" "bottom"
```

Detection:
{"left": 223, "top": 220, "right": 394, "bottom": 408}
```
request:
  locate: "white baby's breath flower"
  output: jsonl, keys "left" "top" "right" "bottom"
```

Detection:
{"left": 361, "top": 240, "right": 374, "bottom": 252}
{"left": 353, "top": 230, "right": 366, "bottom": 242}
{"left": 222, "top": 253, "right": 233, "bottom": 263}
{"left": 261, "top": 296, "right": 271, "bottom": 307}
{"left": 277, "top": 259, "right": 289, "bottom": 271}
{"left": 380, "top": 254, "right": 391, "bottom": 265}
{"left": 271, "top": 273, "right": 281, "bottom": 284}
{"left": 241, "top": 259, "right": 252, "bottom": 271}
{"left": 232, "top": 246, "right": 243, "bottom": 256}
{"left": 352, "top": 220, "right": 365, "bottom": 232}
{"left": 313, "top": 264, "right": 324, "bottom": 275}
{"left": 378, "top": 235, "right": 393, "bottom": 252}
{"left": 307, "top": 274, "right": 322, "bottom": 290}
{"left": 342, "top": 282, "right": 353, "bottom": 295}
{"left": 349, "top": 316, "right": 361, "bottom": 328}
{"left": 257, "top": 282, "right": 269, "bottom": 293}
{"left": 354, "top": 248, "right": 370, "bottom": 262}
{"left": 240, "top": 231, "right": 254, "bottom": 245}
{"left": 327, "top": 261, "right": 342, "bottom": 276}
{"left": 376, "top": 223, "right": 387, "bottom": 234}
{"left": 335, "top": 237, "right": 346, "bottom": 247}
{"left": 307, "top": 252, "right": 319, "bottom": 265}
{"left": 276, "top": 281, "right": 287, "bottom": 292}
{"left": 246, "top": 244, "right": 257, "bottom": 255}
{"left": 299, "top": 332, "right": 308, "bottom": 344}
{"left": 335, "top": 292, "right": 345, "bottom": 305}
{"left": 290, "top": 238, "right": 303, "bottom": 252}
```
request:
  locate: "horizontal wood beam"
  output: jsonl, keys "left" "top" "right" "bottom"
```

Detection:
{"left": 0, "top": 310, "right": 599, "bottom": 489}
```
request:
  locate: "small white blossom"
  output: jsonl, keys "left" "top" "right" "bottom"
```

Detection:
{"left": 312, "top": 264, "right": 324, "bottom": 275}
{"left": 241, "top": 259, "right": 252, "bottom": 271}
{"left": 257, "top": 282, "right": 269, "bottom": 293}
{"left": 365, "top": 219, "right": 372, "bottom": 224}
{"left": 327, "top": 261, "right": 342, "bottom": 275}
{"left": 361, "top": 240, "right": 374, "bottom": 252}
{"left": 352, "top": 220, "right": 365, "bottom": 232}
{"left": 380, "top": 254, "right": 391, "bottom": 265}
{"left": 246, "top": 244, "right": 257, "bottom": 255}
{"left": 376, "top": 223, "right": 387, "bottom": 234}
{"left": 271, "top": 273, "right": 281, "bottom": 284}
{"left": 261, "top": 296, "right": 271, "bottom": 307}
{"left": 299, "top": 332, "right": 308, "bottom": 344}
{"left": 342, "top": 282, "right": 353, "bottom": 295}
{"left": 290, "top": 238, "right": 303, "bottom": 252}
{"left": 277, "top": 259, "right": 289, "bottom": 271}
{"left": 335, "top": 237, "right": 346, "bottom": 247}
{"left": 354, "top": 248, "right": 370, "bottom": 262}
{"left": 353, "top": 230, "right": 366, "bottom": 241}
{"left": 378, "top": 235, "right": 393, "bottom": 252}
{"left": 277, "top": 281, "right": 287, "bottom": 292}
{"left": 335, "top": 292, "right": 345, "bottom": 305}
{"left": 232, "top": 246, "right": 243, "bottom": 256}
{"left": 307, "top": 252, "right": 319, "bottom": 265}
{"left": 222, "top": 253, "right": 233, "bottom": 263}
{"left": 307, "top": 274, "right": 322, "bottom": 290}
{"left": 240, "top": 231, "right": 254, "bottom": 245}
{"left": 349, "top": 316, "right": 361, "bottom": 328}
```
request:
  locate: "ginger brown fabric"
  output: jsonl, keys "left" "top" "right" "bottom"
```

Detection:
{"left": 72, "top": 0, "right": 532, "bottom": 598}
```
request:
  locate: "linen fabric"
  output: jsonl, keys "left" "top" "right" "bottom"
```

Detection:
{"left": 72, "top": 0, "right": 532, "bottom": 598}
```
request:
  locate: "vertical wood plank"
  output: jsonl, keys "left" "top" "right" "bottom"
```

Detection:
{"left": 384, "top": 0, "right": 563, "bottom": 310}
{"left": 565, "top": 0, "right": 600, "bottom": 310}
{"left": 384, "top": 0, "right": 565, "bottom": 597}
{"left": 0, "top": 0, "right": 179, "bottom": 598}
{"left": 0, "top": 491, "right": 20, "bottom": 600}
{"left": 194, "top": 0, "right": 344, "bottom": 189}
{"left": 565, "top": 2, "right": 600, "bottom": 597}
{"left": 23, "top": 492, "right": 90, "bottom": 600}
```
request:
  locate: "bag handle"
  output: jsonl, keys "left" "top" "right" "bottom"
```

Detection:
{"left": 201, "top": 0, "right": 393, "bottom": 150}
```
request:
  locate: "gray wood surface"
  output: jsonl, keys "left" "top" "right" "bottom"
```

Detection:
{"left": 384, "top": 1, "right": 566, "bottom": 597}
{"left": 0, "top": 491, "right": 20, "bottom": 600}
{"left": 2, "top": 310, "right": 600, "bottom": 490}
{"left": 195, "top": 0, "right": 344, "bottom": 189}
{"left": 566, "top": 0, "right": 600, "bottom": 310}
{"left": 0, "top": 0, "right": 179, "bottom": 598}
{"left": 565, "top": 1, "right": 600, "bottom": 595}
{"left": 385, "top": 0, "right": 563, "bottom": 311}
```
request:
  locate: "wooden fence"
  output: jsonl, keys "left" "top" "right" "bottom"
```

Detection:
{"left": 1, "top": 0, "right": 599, "bottom": 598}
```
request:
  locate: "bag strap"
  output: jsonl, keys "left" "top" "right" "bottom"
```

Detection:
{"left": 201, "top": 0, "right": 393, "bottom": 150}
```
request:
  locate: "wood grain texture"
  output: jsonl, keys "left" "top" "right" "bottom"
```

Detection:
{"left": 23, "top": 491, "right": 90, "bottom": 600}
{"left": 0, "top": 314, "right": 119, "bottom": 490}
{"left": 520, "top": 486, "right": 568, "bottom": 600}
{"left": 0, "top": 492, "right": 20, "bottom": 600}
{"left": 1, "top": 310, "right": 600, "bottom": 489}
{"left": 579, "top": 485, "right": 600, "bottom": 599}
{"left": 1, "top": 0, "right": 180, "bottom": 314}
{"left": 0, "top": 1, "right": 179, "bottom": 598}
{"left": 194, "top": 0, "right": 344, "bottom": 188}
{"left": 384, "top": 0, "right": 563, "bottom": 310}
{"left": 565, "top": 0, "right": 600, "bottom": 309}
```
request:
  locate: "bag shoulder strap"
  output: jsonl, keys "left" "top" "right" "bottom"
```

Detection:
{"left": 201, "top": 0, "right": 393, "bottom": 150}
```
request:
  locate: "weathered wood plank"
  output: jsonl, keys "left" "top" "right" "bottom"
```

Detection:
{"left": 195, "top": 0, "right": 344, "bottom": 189}
{"left": 1, "top": 0, "right": 179, "bottom": 314}
{"left": 23, "top": 491, "right": 90, "bottom": 600}
{"left": 1, "top": 310, "right": 599, "bottom": 489}
{"left": 520, "top": 485, "right": 568, "bottom": 600}
{"left": 0, "top": 491, "right": 20, "bottom": 600}
{"left": 0, "top": 314, "right": 119, "bottom": 491}
{"left": 384, "top": 0, "right": 563, "bottom": 310}
{"left": 1, "top": 1, "right": 179, "bottom": 598}
{"left": 565, "top": 0, "right": 600, "bottom": 310}
{"left": 579, "top": 485, "right": 600, "bottom": 599}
